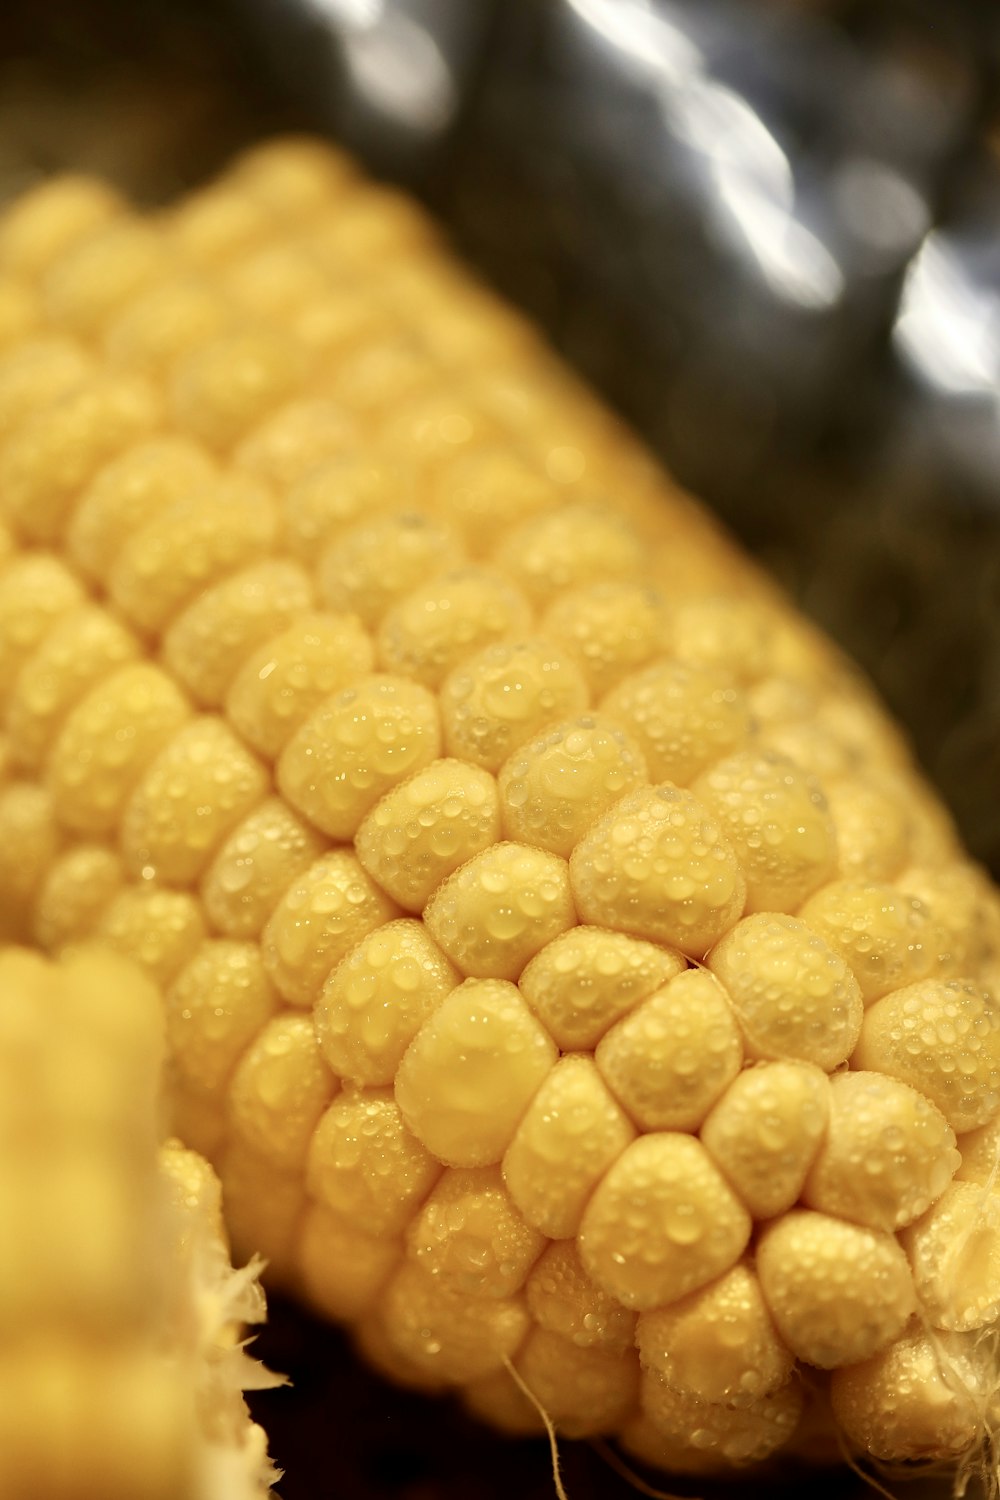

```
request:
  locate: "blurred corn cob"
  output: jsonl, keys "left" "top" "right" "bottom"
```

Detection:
{"left": 0, "top": 943, "right": 279, "bottom": 1500}
{"left": 0, "top": 138, "right": 998, "bottom": 1487}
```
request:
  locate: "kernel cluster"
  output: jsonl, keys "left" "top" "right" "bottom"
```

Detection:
{"left": 0, "top": 140, "right": 999, "bottom": 1480}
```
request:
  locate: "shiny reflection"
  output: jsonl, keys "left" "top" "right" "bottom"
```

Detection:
{"left": 565, "top": 0, "right": 843, "bottom": 310}
{"left": 342, "top": 12, "right": 457, "bottom": 133}
{"left": 895, "top": 234, "right": 1000, "bottom": 397}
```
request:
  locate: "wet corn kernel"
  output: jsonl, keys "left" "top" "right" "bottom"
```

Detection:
{"left": 163, "top": 559, "right": 314, "bottom": 708}
{"left": 406, "top": 1165, "right": 543, "bottom": 1298}
{"left": 32, "top": 844, "right": 124, "bottom": 952}
{"left": 169, "top": 330, "right": 303, "bottom": 452}
{"left": 636, "top": 1262, "right": 792, "bottom": 1407}
{"left": 279, "top": 454, "right": 405, "bottom": 562}
{"left": 307, "top": 1087, "right": 441, "bottom": 1238}
{"left": 542, "top": 581, "right": 669, "bottom": 699}
{"left": 802, "top": 1071, "right": 959, "bottom": 1232}
{"left": 227, "top": 1012, "right": 336, "bottom": 1172}
{"left": 601, "top": 658, "right": 751, "bottom": 788}
{"left": 707, "top": 913, "right": 863, "bottom": 1070}
{"left": 498, "top": 714, "right": 647, "bottom": 858}
{"left": 578, "top": 1133, "right": 752, "bottom": 1311}
{"left": 518, "top": 926, "right": 685, "bottom": 1051}
{"left": 901, "top": 1180, "right": 1000, "bottom": 1332}
{"left": 6, "top": 603, "right": 139, "bottom": 771}
{"left": 0, "top": 176, "right": 122, "bottom": 278}
{"left": 524, "top": 1241, "right": 635, "bottom": 1353}
{"left": 277, "top": 674, "right": 440, "bottom": 840}
{"left": 502, "top": 1054, "right": 636, "bottom": 1239}
{"left": 200, "top": 797, "right": 326, "bottom": 940}
{"left": 797, "top": 879, "right": 937, "bottom": 1004}
{"left": 0, "top": 376, "right": 159, "bottom": 544}
{"left": 318, "top": 511, "right": 464, "bottom": 628}
{"left": 0, "top": 338, "right": 93, "bottom": 437}
{"left": 354, "top": 758, "right": 501, "bottom": 912}
{"left": 297, "top": 1202, "right": 401, "bottom": 1324}
{"left": 431, "top": 447, "right": 558, "bottom": 554}
{"left": 855, "top": 977, "right": 1000, "bottom": 1132}
{"left": 441, "top": 638, "right": 590, "bottom": 774}
{"left": 377, "top": 567, "right": 532, "bottom": 690}
{"left": 756, "top": 1210, "right": 916, "bottom": 1368}
{"left": 0, "top": 782, "right": 59, "bottom": 938}
{"left": 108, "top": 478, "right": 277, "bottom": 636}
{"left": 121, "top": 718, "right": 268, "bottom": 886}
{"left": 377, "top": 1261, "right": 529, "bottom": 1384}
{"left": 595, "top": 968, "right": 743, "bottom": 1132}
{"left": 315, "top": 918, "right": 458, "bottom": 1087}
{"left": 699, "top": 1060, "right": 831, "bottom": 1220}
{"left": 639, "top": 1371, "right": 804, "bottom": 1467}
{"left": 94, "top": 886, "right": 205, "bottom": 988}
{"left": 47, "top": 663, "right": 192, "bottom": 835}
{"left": 492, "top": 503, "right": 644, "bottom": 607}
{"left": 226, "top": 610, "right": 374, "bottom": 760}
{"left": 165, "top": 940, "right": 279, "bottom": 1097}
{"left": 423, "top": 841, "right": 575, "bottom": 981}
{"left": 394, "top": 978, "right": 558, "bottom": 1167}
{"left": 570, "top": 784, "right": 747, "bottom": 959}
{"left": 829, "top": 1329, "right": 987, "bottom": 1462}
{"left": 235, "top": 397, "right": 357, "bottom": 488}
{"left": 66, "top": 437, "right": 216, "bottom": 579}
{"left": 261, "top": 850, "right": 400, "bottom": 1009}
{"left": 42, "top": 219, "right": 167, "bottom": 337}
{"left": 0, "top": 553, "right": 86, "bottom": 703}
{"left": 104, "top": 276, "right": 230, "bottom": 372}
{"left": 691, "top": 749, "right": 836, "bottom": 914}
{"left": 511, "top": 1328, "right": 639, "bottom": 1437}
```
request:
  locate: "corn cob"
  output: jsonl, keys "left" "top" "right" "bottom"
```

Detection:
{"left": 0, "top": 138, "right": 999, "bottom": 1487}
{"left": 0, "top": 943, "right": 279, "bottom": 1499}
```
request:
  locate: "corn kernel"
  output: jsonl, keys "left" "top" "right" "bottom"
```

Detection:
{"left": 571, "top": 785, "right": 747, "bottom": 959}
{"left": 595, "top": 968, "right": 743, "bottom": 1131}
{"left": 602, "top": 659, "right": 751, "bottom": 787}
{"left": 756, "top": 1210, "right": 916, "bottom": 1368}
{"left": 707, "top": 913, "right": 863, "bottom": 1070}
{"left": 121, "top": 717, "right": 268, "bottom": 885}
{"left": 378, "top": 1261, "right": 529, "bottom": 1384}
{"left": 297, "top": 1202, "right": 400, "bottom": 1323}
{"left": 200, "top": 796, "right": 326, "bottom": 940}
{"left": 578, "top": 1133, "right": 752, "bottom": 1311}
{"left": 319, "top": 511, "right": 465, "bottom": 628}
{"left": 307, "top": 1086, "right": 440, "bottom": 1237}
{"left": 803, "top": 1071, "right": 959, "bottom": 1231}
{"left": 395, "top": 977, "right": 557, "bottom": 1167}
{"left": 315, "top": 918, "right": 458, "bottom": 1087}
{"left": 636, "top": 1263, "right": 792, "bottom": 1407}
{"left": 518, "top": 926, "right": 685, "bottom": 1051}
{"left": 377, "top": 567, "right": 532, "bottom": 690}
{"left": 165, "top": 940, "right": 278, "bottom": 1096}
{"left": 355, "top": 758, "right": 501, "bottom": 912}
{"left": 498, "top": 714, "right": 647, "bottom": 858}
{"left": 423, "top": 842, "right": 575, "bottom": 981}
{"left": 699, "top": 1060, "right": 830, "bottom": 1220}
{"left": 262, "top": 849, "right": 399, "bottom": 1008}
{"left": 855, "top": 977, "right": 1000, "bottom": 1132}
{"left": 227, "top": 1011, "right": 336, "bottom": 1171}
{"left": 502, "top": 1054, "right": 635, "bottom": 1239}
{"left": 525, "top": 1241, "right": 635, "bottom": 1353}
{"left": 692, "top": 749, "right": 836, "bottom": 914}
{"left": 277, "top": 674, "right": 440, "bottom": 839}
{"left": 441, "top": 638, "right": 590, "bottom": 774}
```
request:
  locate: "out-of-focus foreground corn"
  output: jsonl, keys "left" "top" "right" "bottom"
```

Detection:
{"left": 1, "top": 137, "right": 999, "bottom": 1489}
{"left": 0, "top": 944, "right": 279, "bottom": 1499}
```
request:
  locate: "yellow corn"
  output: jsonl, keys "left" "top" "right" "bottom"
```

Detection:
{"left": 0, "top": 138, "right": 999, "bottom": 1486}
{"left": 0, "top": 944, "right": 278, "bottom": 1499}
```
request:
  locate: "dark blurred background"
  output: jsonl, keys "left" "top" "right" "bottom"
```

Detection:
{"left": 0, "top": 1, "right": 995, "bottom": 1495}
